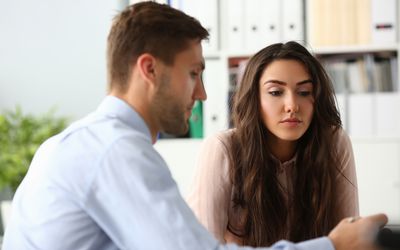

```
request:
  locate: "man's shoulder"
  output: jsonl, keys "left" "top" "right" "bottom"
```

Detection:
{"left": 61, "top": 113, "right": 149, "bottom": 148}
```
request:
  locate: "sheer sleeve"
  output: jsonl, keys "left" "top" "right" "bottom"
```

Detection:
{"left": 334, "top": 128, "right": 359, "bottom": 219}
{"left": 186, "top": 131, "right": 233, "bottom": 243}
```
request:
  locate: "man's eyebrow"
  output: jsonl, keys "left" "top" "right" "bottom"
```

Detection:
{"left": 198, "top": 60, "right": 205, "bottom": 70}
{"left": 193, "top": 59, "right": 205, "bottom": 70}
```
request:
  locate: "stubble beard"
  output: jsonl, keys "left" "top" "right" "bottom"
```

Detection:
{"left": 152, "top": 73, "right": 189, "bottom": 136}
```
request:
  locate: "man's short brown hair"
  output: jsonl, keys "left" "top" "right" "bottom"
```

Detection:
{"left": 107, "top": 2, "right": 209, "bottom": 92}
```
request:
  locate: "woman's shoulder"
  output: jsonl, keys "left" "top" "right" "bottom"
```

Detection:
{"left": 203, "top": 129, "right": 235, "bottom": 147}
{"left": 332, "top": 127, "right": 352, "bottom": 148}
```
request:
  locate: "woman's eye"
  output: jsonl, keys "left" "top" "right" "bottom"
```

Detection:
{"left": 298, "top": 91, "right": 311, "bottom": 96}
{"left": 268, "top": 90, "right": 282, "bottom": 96}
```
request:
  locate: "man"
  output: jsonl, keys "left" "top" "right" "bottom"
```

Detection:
{"left": 2, "top": 2, "right": 387, "bottom": 250}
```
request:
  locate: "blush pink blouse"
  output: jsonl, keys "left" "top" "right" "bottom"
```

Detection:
{"left": 186, "top": 128, "right": 359, "bottom": 244}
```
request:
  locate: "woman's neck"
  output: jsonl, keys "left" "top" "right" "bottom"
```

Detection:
{"left": 267, "top": 135, "right": 297, "bottom": 163}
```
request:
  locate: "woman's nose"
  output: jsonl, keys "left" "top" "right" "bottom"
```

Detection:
{"left": 284, "top": 94, "right": 299, "bottom": 113}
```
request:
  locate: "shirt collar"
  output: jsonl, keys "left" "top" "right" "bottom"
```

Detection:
{"left": 270, "top": 152, "right": 297, "bottom": 173}
{"left": 96, "top": 95, "right": 152, "bottom": 141}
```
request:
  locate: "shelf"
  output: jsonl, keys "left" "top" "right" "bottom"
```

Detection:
{"left": 309, "top": 44, "right": 399, "bottom": 55}
{"left": 207, "top": 44, "right": 399, "bottom": 60}
{"left": 351, "top": 135, "right": 400, "bottom": 142}
{"left": 203, "top": 52, "right": 221, "bottom": 60}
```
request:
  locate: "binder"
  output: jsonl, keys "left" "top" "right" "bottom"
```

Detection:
{"left": 375, "top": 93, "right": 400, "bottom": 137}
{"left": 355, "top": 0, "right": 371, "bottom": 44}
{"left": 130, "top": 0, "right": 168, "bottom": 3}
{"left": 390, "top": 56, "right": 398, "bottom": 91}
{"left": 324, "top": 60, "right": 348, "bottom": 94}
{"left": 225, "top": 0, "right": 245, "bottom": 51}
{"left": 335, "top": 94, "right": 347, "bottom": 131}
{"left": 307, "top": 0, "right": 322, "bottom": 46}
{"left": 196, "top": 0, "right": 219, "bottom": 53}
{"left": 348, "top": 94, "right": 374, "bottom": 136}
{"left": 189, "top": 100, "right": 203, "bottom": 138}
{"left": 308, "top": 0, "right": 334, "bottom": 46}
{"left": 282, "top": 0, "right": 304, "bottom": 43}
{"left": 169, "top": 0, "right": 219, "bottom": 53}
{"left": 202, "top": 59, "right": 229, "bottom": 137}
{"left": 371, "top": 0, "right": 397, "bottom": 44}
{"left": 347, "top": 59, "right": 368, "bottom": 93}
{"left": 244, "top": 0, "right": 281, "bottom": 51}
{"left": 338, "top": 0, "right": 357, "bottom": 45}
{"left": 167, "top": 0, "right": 181, "bottom": 9}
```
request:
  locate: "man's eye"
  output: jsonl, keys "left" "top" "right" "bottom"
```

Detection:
{"left": 190, "top": 72, "right": 199, "bottom": 78}
{"left": 268, "top": 91, "right": 282, "bottom": 96}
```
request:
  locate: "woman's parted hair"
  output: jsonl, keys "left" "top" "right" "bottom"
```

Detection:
{"left": 107, "top": 2, "right": 209, "bottom": 92}
{"left": 228, "top": 41, "right": 343, "bottom": 246}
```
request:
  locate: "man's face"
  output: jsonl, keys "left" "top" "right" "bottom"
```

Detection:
{"left": 151, "top": 40, "right": 206, "bottom": 136}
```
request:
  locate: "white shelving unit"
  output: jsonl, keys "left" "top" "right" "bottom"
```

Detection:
{"left": 304, "top": 0, "right": 400, "bottom": 223}
{"left": 149, "top": 0, "right": 400, "bottom": 223}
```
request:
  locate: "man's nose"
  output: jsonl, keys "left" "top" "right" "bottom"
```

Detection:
{"left": 194, "top": 78, "right": 207, "bottom": 101}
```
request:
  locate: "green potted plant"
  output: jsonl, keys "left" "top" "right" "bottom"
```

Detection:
{"left": 0, "top": 107, "right": 68, "bottom": 233}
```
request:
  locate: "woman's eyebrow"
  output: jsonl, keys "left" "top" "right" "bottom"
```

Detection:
{"left": 263, "top": 79, "right": 286, "bottom": 85}
{"left": 297, "top": 79, "right": 313, "bottom": 85}
{"left": 262, "top": 79, "right": 312, "bottom": 86}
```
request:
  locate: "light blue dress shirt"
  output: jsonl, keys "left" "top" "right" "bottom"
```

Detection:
{"left": 2, "top": 96, "right": 335, "bottom": 250}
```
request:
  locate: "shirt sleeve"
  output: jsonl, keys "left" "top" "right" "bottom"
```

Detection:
{"left": 186, "top": 132, "right": 233, "bottom": 243}
{"left": 80, "top": 134, "right": 335, "bottom": 250}
{"left": 335, "top": 129, "right": 360, "bottom": 219}
{"left": 82, "top": 135, "right": 219, "bottom": 250}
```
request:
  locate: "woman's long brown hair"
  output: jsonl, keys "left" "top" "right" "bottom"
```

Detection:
{"left": 227, "top": 41, "right": 343, "bottom": 246}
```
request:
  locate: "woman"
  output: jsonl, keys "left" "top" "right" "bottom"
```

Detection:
{"left": 187, "top": 41, "right": 359, "bottom": 247}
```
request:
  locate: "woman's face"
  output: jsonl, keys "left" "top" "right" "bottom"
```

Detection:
{"left": 259, "top": 59, "right": 314, "bottom": 143}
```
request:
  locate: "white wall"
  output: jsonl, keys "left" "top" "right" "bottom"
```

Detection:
{"left": 154, "top": 139, "right": 203, "bottom": 197}
{"left": 0, "top": 0, "right": 127, "bottom": 119}
{"left": 352, "top": 137, "right": 400, "bottom": 224}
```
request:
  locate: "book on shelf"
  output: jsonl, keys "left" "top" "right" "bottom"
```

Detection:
{"left": 321, "top": 52, "right": 398, "bottom": 94}
{"left": 324, "top": 60, "right": 348, "bottom": 94}
{"left": 371, "top": 0, "right": 397, "bottom": 44}
{"left": 189, "top": 100, "right": 203, "bottom": 138}
{"left": 308, "top": 0, "right": 397, "bottom": 46}
{"left": 228, "top": 57, "right": 249, "bottom": 128}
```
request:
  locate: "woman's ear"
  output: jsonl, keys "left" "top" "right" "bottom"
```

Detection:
{"left": 136, "top": 53, "right": 158, "bottom": 85}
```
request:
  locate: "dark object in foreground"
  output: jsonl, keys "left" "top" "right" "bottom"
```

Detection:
{"left": 377, "top": 225, "right": 400, "bottom": 249}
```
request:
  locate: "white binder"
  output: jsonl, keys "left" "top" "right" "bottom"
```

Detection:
{"left": 225, "top": 0, "right": 245, "bottom": 51}
{"left": 371, "top": 0, "right": 397, "bottom": 44}
{"left": 335, "top": 94, "right": 348, "bottom": 131}
{"left": 130, "top": 0, "right": 168, "bottom": 3}
{"left": 244, "top": 0, "right": 281, "bottom": 51}
{"left": 197, "top": 0, "right": 220, "bottom": 53}
{"left": 375, "top": 93, "right": 400, "bottom": 137}
{"left": 202, "top": 59, "right": 229, "bottom": 137}
{"left": 169, "top": 0, "right": 219, "bottom": 53}
{"left": 348, "top": 94, "right": 375, "bottom": 136}
{"left": 282, "top": 0, "right": 304, "bottom": 43}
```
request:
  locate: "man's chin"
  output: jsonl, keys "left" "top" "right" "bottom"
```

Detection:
{"left": 163, "top": 124, "right": 189, "bottom": 136}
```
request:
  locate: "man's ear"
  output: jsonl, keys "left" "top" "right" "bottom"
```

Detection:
{"left": 136, "top": 53, "right": 158, "bottom": 85}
